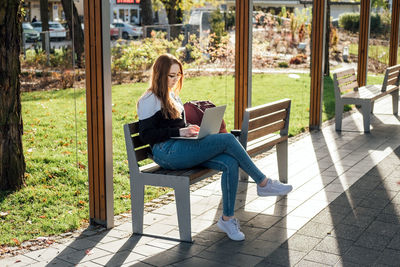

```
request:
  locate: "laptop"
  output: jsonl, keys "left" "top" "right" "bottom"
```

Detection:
{"left": 172, "top": 105, "right": 226, "bottom": 140}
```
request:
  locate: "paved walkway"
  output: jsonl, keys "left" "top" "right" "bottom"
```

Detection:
{"left": 1, "top": 95, "right": 400, "bottom": 267}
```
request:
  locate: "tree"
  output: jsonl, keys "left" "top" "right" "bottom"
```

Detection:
{"left": 0, "top": 0, "right": 26, "bottom": 190}
{"left": 39, "top": 0, "right": 49, "bottom": 50}
{"left": 140, "top": 0, "right": 153, "bottom": 37}
{"left": 160, "top": 0, "right": 183, "bottom": 39}
{"left": 61, "top": 0, "right": 84, "bottom": 67}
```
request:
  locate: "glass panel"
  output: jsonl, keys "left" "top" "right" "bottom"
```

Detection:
{"left": 111, "top": 1, "right": 235, "bottom": 213}
{"left": 19, "top": 2, "right": 87, "bottom": 243}
{"left": 368, "top": 3, "right": 391, "bottom": 76}
{"left": 251, "top": 4, "right": 312, "bottom": 135}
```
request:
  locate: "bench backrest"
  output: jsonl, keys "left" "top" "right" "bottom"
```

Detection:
{"left": 333, "top": 68, "right": 358, "bottom": 96}
{"left": 239, "top": 98, "right": 291, "bottom": 148}
{"left": 381, "top": 64, "right": 400, "bottom": 92}
{"left": 124, "top": 122, "right": 152, "bottom": 173}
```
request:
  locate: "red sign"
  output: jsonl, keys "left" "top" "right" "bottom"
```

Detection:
{"left": 116, "top": 0, "right": 140, "bottom": 4}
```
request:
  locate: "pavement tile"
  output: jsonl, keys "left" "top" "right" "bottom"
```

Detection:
{"left": 56, "top": 248, "right": 112, "bottom": 265}
{"left": 280, "top": 234, "right": 321, "bottom": 253}
{"left": 358, "top": 197, "right": 390, "bottom": 210}
{"left": 297, "top": 221, "right": 334, "bottom": 239}
{"left": 374, "top": 248, "right": 400, "bottom": 266}
{"left": 341, "top": 212, "right": 376, "bottom": 229}
{"left": 90, "top": 249, "right": 146, "bottom": 266}
{"left": 262, "top": 247, "right": 307, "bottom": 266}
{"left": 303, "top": 250, "right": 341, "bottom": 265}
{"left": 314, "top": 236, "right": 353, "bottom": 255}
{"left": 141, "top": 250, "right": 193, "bottom": 266}
{"left": 376, "top": 213, "right": 400, "bottom": 225}
{"left": 197, "top": 250, "right": 263, "bottom": 266}
{"left": 365, "top": 220, "right": 400, "bottom": 237}
{"left": 171, "top": 256, "right": 232, "bottom": 267}
{"left": 0, "top": 254, "right": 39, "bottom": 267}
{"left": 311, "top": 208, "right": 347, "bottom": 226}
{"left": 244, "top": 214, "right": 282, "bottom": 229}
{"left": 239, "top": 239, "right": 281, "bottom": 257}
{"left": 258, "top": 226, "right": 297, "bottom": 243}
{"left": 387, "top": 232, "right": 400, "bottom": 250}
{"left": 167, "top": 242, "right": 208, "bottom": 257}
{"left": 341, "top": 246, "right": 381, "bottom": 265}
{"left": 65, "top": 237, "right": 99, "bottom": 251}
{"left": 191, "top": 230, "right": 225, "bottom": 247}
{"left": 35, "top": 257, "right": 74, "bottom": 266}
{"left": 295, "top": 259, "right": 331, "bottom": 267}
{"left": 274, "top": 215, "right": 311, "bottom": 230}
{"left": 354, "top": 232, "right": 392, "bottom": 251}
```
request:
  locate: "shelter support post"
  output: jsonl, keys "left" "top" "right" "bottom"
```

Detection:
{"left": 234, "top": 0, "right": 253, "bottom": 129}
{"left": 357, "top": 0, "right": 371, "bottom": 87}
{"left": 390, "top": 0, "right": 400, "bottom": 66}
{"left": 84, "top": 0, "right": 114, "bottom": 228}
{"left": 309, "top": 0, "right": 327, "bottom": 130}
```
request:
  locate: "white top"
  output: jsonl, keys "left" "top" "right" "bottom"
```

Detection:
{"left": 137, "top": 91, "right": 184, "bottom": 120}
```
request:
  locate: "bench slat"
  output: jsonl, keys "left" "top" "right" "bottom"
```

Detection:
{"left": 135, "top": 146, "right": 152, "bottom": 162}
{"left": 248, "top": 99, "right": 290, "bottom": 120}
{"left": 140, "top": 163, "right": 211, "bottom": 182}
{"left": 248, "top": 110, "right": 287, "bottom": 130}
{"left": 247, "top": 134, "right": 288, "bottom": 155}
{"left": 247, "top": 121, "right": 285, "bottom": 141}
{"left": 132, "top": 135, "right": 147, "bottom": 148}
{"left": 339, "top": 81, "right": 358, "bottom": 93}
{"left": 336, "top": 73, "right": 357, "bottom": 86}
{"left": 335, "top": 68, "right": 356, "bottom": 79}
{"left": 129, "top": 122, "right": 140, "bottom": 135}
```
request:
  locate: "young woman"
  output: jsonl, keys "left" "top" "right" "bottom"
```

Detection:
{"left": 137, "top": 54, "right": 293, "bottom": 241}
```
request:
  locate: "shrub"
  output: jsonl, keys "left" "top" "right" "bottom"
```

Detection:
{"left": 278, "top": 61, "right": 289, "bottom": 68}
{"left": 339, "top": 12, "right": 390, "bottom": 36}
{"left": 339, "top": 13, "right": 359, "bottom": 32}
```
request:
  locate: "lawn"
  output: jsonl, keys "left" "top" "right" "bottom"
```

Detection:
{"left": 0, "top": 73, "right": 384, "bottom": 246}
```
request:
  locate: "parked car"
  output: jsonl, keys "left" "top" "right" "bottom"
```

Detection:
{"left": 81, "top": 23, "right": 120, "bottom": 40}
{"left": 31, "top": 21, "right": 67, "bottom": 41}
{"left": 112, "top": 22, "right": 142, "bottom": 39}
{"left": 110, "top": 24, "right": 119, "bottom": 40}
{"left": 22, "top": 22, "right": 40, "bottom": 42}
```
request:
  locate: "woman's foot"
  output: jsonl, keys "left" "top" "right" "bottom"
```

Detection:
{"left": 217, "top": 216, "right": 245, "bottom": 241}
{"left": 257, "top": 179, "right": 293, "bottom": 196}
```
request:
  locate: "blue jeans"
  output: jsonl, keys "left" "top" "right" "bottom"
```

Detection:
{"left": 151, "top": 133, "right": 266, "bottom": 217}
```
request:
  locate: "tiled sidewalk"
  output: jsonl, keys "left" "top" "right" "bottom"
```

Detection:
{"left": 1, "top": 95, "right": 400, "bottom": 266}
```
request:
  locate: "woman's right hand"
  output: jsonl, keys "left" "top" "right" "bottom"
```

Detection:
{"left": 179, "top": 125, "right": 200, "bottom": 137}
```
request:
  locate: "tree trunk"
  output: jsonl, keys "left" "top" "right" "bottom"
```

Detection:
{"left": 161, "top": 0, "right": 183, "bottom": 39}
{"left": 0, "top": 0, "right": 26, "bottom": 190}
{"left": 140, "top": 0, "right": 153, "bottom": 37}
{"left": 40, "top": 0, "right": 49, "bottom": 50}
{"left": 61, "top": 0, "right": 84, "bottom": 68}
{"left": 324, "top": 1, "right": 331, "bottom": 76}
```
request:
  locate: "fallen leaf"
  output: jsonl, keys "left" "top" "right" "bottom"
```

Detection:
{"left": 12, "top": 238, "right": 20, "bottom": 245}
{"left": 39, "top": 215, "right": 46, "bottom": 219}
{"left": 85, "top": 249, "right": 93, "bottom": 255}
{"left": 0, "top": 211, "right": 9, "bottom": 217}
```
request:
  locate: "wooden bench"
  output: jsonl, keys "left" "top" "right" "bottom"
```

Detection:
{"left": 123, "top": 122, "right": 217, "bottom": 242}
{"left": 333, "top": 65, "right": 400, "bottom": 133}
{"left": 232, "top": 98, "right": 291, "bottom": 183}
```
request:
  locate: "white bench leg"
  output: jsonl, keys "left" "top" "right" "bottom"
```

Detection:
{"left": 174, "top": 180, "right": 192, "bottom": 242}
{"left": 335, "top": 102, "right": 344, "bottom": 131}
{"left": 361, "top": 101, "right": 372, "bottom": 133}
{"left": 391, "top": 90, "right": 399, "bottom": 115}
{"left": 131, "top": 180, "right": 145, "bottom": 234}
{"left": 276, "top": 140, "right": 288, "bottom": 183}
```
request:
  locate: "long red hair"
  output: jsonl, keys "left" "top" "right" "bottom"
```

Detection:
{"left": 145, "top": 54, "right": 184, "bottom": 119}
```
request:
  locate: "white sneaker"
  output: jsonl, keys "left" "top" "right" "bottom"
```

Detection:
{"left": 257, "top": 179, "right": 293, "bottom": 197}
{"left": 217, "top": 216, "right": 245, "bottom": 241}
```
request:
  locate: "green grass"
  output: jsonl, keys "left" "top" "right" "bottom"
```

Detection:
{"left": 349, "top": 44, "right": 397, "bottom": 65}
{"left": 0, "top": 73, "right": 384, "bottom": 246}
